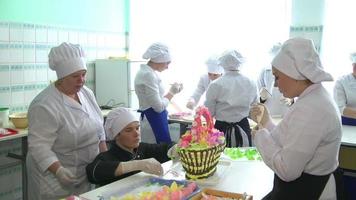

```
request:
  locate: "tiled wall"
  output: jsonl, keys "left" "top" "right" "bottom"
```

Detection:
{"left": 289, "top": 25, "right": 323, "bottom": 52}
{"left": 0, "top": 21, "right": 127, "bottom": 113}
{"left": 0, "top": 21, "right": 126, "bottom": 200}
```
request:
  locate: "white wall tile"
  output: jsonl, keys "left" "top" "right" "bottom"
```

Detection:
{"left": 23, "top": 23, "right": 35, "bottom": 42}
{"left": 0, "top": 86, "right": 11, "bottom": 106}
{"left": 88, "top": 32, "right": 97, "bottom": 47}
{"left": 24, "top": 85, "right": 37, "bottom": 104}
{"left": 69, "top": 30, "right": 78, "bottom": 44}
{"left": 78, "top": 31, "right": 88, "bottom": 46}
{"left": 58, "top": 29, "right": 69, "bottom": 43}
{"left": 47, "top": 27, "right": 58, "bottom": 44}
{"left": 0, "top": 65, "right": 10, "bottom": 85}
{"left": 47, "top": 68, "right": 57, "bottom": 82}
{"left": 35, "top": 25, "right": 48, "bottom": 43}
{"left": 10, "top": 65, "right": 24, "bottom": 84}
{"left": 0, "top": 22, "right": 9, "bottom": 41}
{"left": 9, "top": 22, "right": 23, "bottom": 42}
{"left": 11, "top": 85, "right": 24, "bottom": 105}
{"left": 8, "top": 43, "right": 23, "bottom": 63}
{"left": 36, "top": 64, "right": 48, "bottom": 81}
{"left": 23, "top": 44, "right": 35, "bottom": 63}
{"left": 0, "top": 43, "right": 9, "bottom": 64}
{"left": 24, "top": 64, "right": 36, "bottom": 83}
{"left": 35, "top": 45, "right": 49, "bottom": 63}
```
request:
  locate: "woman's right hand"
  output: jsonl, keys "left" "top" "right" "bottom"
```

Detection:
{"left": 55, "top": 166, "right": 79, "bottom": 187}
{"left": 169, "top": 83, "right": 183, "bottom": 95}
{"left": 250, "top": 103, "right": 271, "bottom": 128}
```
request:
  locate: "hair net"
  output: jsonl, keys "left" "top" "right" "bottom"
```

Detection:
{"left": 350, "top": 52, "right": 356, "bottom": 64}
{"left": 48, "top": 42, "right": 87, "bottom": 79}
{"left": 104, "top": 107, "right": 139, "bottom": 140}
{"left": 269, "top": 42, "right": 282, "bottom": 57}
{"left": 205, "top": 55, "right": 224, "bottom": 74}
{"left": 218, "top": 50, "right": 245, "bottom": 71}
{"left": 271, "top": 37, "right": 333, "bottom": 83}
{"left": 142, "top": 42, "right": 171, "bottom": 63}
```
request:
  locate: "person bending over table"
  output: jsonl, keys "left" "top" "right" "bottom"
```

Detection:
{"left": 86, "top": 107, "right": 176, "bottom": 186}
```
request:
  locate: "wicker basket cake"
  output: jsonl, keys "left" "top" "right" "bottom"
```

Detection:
{"left": 177, "top": 106, "right": 225, "bottom": 180}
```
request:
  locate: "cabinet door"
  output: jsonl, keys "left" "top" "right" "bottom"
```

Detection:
{"left": 95, "top": 59, "right": 129, "bottom": 107}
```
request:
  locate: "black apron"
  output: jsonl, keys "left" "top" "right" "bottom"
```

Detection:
{"left": 262, "top": 168, "right": 345, "bottom": 200}
{"left": 215, "top": 117, "right": 251, "bottom": 147}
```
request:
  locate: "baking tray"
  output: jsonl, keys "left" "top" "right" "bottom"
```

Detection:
{"left": 98, "top": 177, "right": 200, "bottom": 200}
{"left": 191, "top": 188, "right": 253, "bottom": 200}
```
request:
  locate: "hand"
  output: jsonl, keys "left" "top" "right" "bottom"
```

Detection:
{"left": 55, "top": 166, "right": 78, "bottom": 187}
{"left": 250, "top": 103, "right": 271, "bottom": 128}
{"left": 167, "top": 144, "right": 180, "bottom": 160}
{"left": 259, "top": 87, "right": 271, "bottom": 101}
{"left": 121, "top": 158, "right": 163, "bottom": 176}
{"left": 186, "top": 99, "right": 196, "bottom": 110}
{"left": 169, "top": 83, "right": 183, "bottom": 95}
{"left": 280, "top": 97, "right": 294, "bottom": 106}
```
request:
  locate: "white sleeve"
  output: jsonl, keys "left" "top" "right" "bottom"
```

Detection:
{"left": 142, "top": 72, "right": 169, "bottom": 112}
{"left": 204, "top": 83, "right": 219, "bottom": 117}
{"left": 28, "top": 105, "right": 59, "bottom": 172}
{"left": 190, "top": 75, "right": 208, "bottom": 104}
{"left": 255, "top": 108, "right": 326, "bottom": 182}
{"left": 333, "top": 79, "right": 346, "bottom": 113}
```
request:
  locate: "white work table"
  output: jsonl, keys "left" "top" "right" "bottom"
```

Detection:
{"left": 80, "top": 160, "right": 274, "bottom": 200}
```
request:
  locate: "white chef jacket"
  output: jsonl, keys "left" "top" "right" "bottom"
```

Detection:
{"left": 257, "top": 67, "right": 289, "bottom": 116}
{"left": 205, "top": 71, "right": 258, "bottom": 122}
{"left": 333, "top": 73, "right": 356, "bottom": 113}
{"left": 190, "top": 74, "right": 210, "bottom": 105}
{"left": 26, "top": 84, "right": 105, "bottom": 200}
{"left": 254, "top": 84, "right": 342, "bottom": 199}
{"left": 134, "top": 64, "right": 170, "bottom": 143}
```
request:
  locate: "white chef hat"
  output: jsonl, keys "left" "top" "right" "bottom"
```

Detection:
{"left": 205, "top": 55, "right": 224, "bottom": 74}
{"left": 104, "top": 107, "right": 139, "bottom": 140}
{"left": 269, "top": 42, "right": 282, "bottom": 57}
{"left": 218, "top": 50, "right": 245, "bottom": 71}
{"left": 349, "top": 52, "right": 356, "bottom": 64}
{"left": 271, "top": 37, "right": 333, "bottom": 83}
{"left": 48, "top": 42, "right": 87, "bottom": 79}
{"left": 142, "top": 42, "right": 171, "bottom": 63}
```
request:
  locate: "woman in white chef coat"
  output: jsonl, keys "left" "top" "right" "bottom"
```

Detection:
{"left": 257, "top": 43, "right": 292, "bottom": 117}
{"left": 186, "top": 55, "right": 224, "bottom": 110}
{"left": 250, "top": 38, "right": 344, "bottom": 200}
{"left": 134, "top": 42, "right": 183, "bottom": 144}
{"left": 26, "top": 43, "right": 107, "bottom": 200}
{"left": 333, "top": 52, "right": 356, "bottom": 125}
{"left": 205, "top": 50, "right": 258, "bottom": 147}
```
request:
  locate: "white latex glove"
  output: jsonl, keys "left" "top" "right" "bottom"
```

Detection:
{"left": 250, "top": 103, "right": 271, "bottom": 128}
{"left": 167, "top": 144, "right": 179, "bottom": 160}
{"left": 259, "top": 87, "right": 272, "bottom": 101}
{"left": 121, "top": 158, "right": 163, "bottom": 176}
{"left": 186, "top": 99, "right": 196, "bottom": 110}
{"left": 280, "top": 97, "right": 294, "bottom": 106}
{"left": 55, "top": 166, "right": 78, "bottom": 187}
{"left": 169, "top": 83, "right": 183, "bottom": 95}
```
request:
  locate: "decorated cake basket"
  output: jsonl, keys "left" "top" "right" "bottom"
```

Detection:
{"left": 177, "top": 106, "right": 226, "bottom": 180}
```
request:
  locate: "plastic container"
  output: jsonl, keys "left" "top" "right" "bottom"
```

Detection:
{"left": 9, "top": 112, "right": 28, "bottom": 129}
{"left": 0, "top": 107, "right": 9, "bottom": 127}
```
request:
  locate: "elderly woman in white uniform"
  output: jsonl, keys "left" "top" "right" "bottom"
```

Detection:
{"left": 186, "top": 55, "right": 224, "bottom": 110}
{"left": 26, "top": 43, "right": 107, "bottom": 200}
{"left": 333, "top": 52, "right": 356, "bottom": 125}
{"left": 251, "top": 38, "right": 344, "bottom": 200}
{"left": 134, "top": 42, "right": 183, "bottom": 144}
{"left": 205, "top": 50, "right": 258, "bottom": 147}
{"left": 257, "top": 43, "right": 292, "bottom": 117}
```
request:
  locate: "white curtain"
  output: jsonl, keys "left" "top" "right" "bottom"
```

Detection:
{"left": 129, "top": 0, "right": 291, "bottom": 110}
{"left": 321, "top": 0, "right": 356, "bottom": 94}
